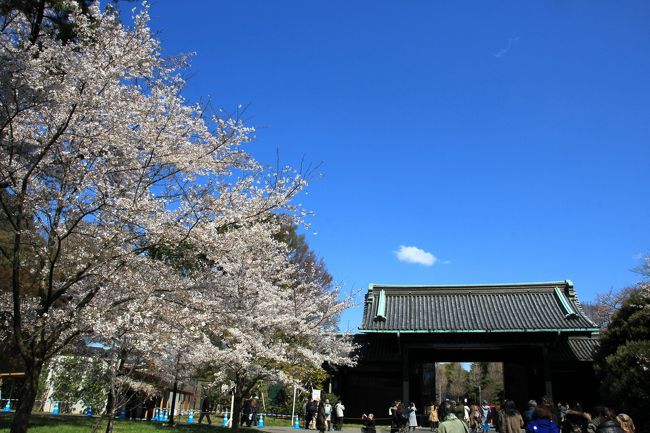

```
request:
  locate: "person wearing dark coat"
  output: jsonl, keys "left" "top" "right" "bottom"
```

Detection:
{"left": 317, "top": 400, "right": 327, "bottom": 433}
{"left": 362, "top": 414, "right": 377, "bottom": 433}
{"left": 242, "top": 397, "right": 253, "bottom": 427}
{"left": 390, "top": 401, "right": 401, "bottom": 433}
{"left": 199, "top": 395, "right": 212, "bottom": 425}
{"left": 306, "top": 399, "right": 317, "bottom": 429}
{"left": 595, "top": 408, "right": 624, "bottom": 433}
{"left": 597, "top": 420, "right": 625, "bottom": 433}
{"left": 250, "top": 396, "right": 259, "bottom": 427}
{"left": 524, "top": 400, "right": 538, "bottom": 427}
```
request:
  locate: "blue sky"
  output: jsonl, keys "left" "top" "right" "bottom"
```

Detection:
{"left": 144, "top": 1, "right": 650, "bottom": 331}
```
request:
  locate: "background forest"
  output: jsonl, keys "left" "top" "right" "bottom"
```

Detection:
{"left": 434, "top": 362, "right": 504, "bottom": 404}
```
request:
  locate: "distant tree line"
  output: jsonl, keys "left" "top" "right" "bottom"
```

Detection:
{"left": 435, "top": 362, "right": 504, "bottom": 404}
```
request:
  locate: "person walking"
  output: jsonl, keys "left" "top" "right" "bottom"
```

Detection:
{"left": 334, "top": 400, "right": 345, "bottom": 431}
{"left": 317, "top": 400, "right": 327, "bottom": 433}
{"left": 439, "top": 401, "right": 470, "bottom": 433}
{"left": 398, "top": 401, "right": 409, "bottom": 433}
{"left": 305, "top": 399, "right": 316, "bottom": 430}
{"left": 524, "top": 400, "right": 538, "bottom": 427}
{"left": 324, "top": 399, "right": 333, "bottom": 431}
{"left": 526, "top": 405, "right": 559, "bottom": 433}
{"left": 250, "top": 396, "right": 259, "bottom": 427}
{"left": 481, "top": 401, "right": 491, "bottom": 426}
{"left": 303, "top": 399, "right": 309, "bottom": 429}
{"left": 198, "top": 395, "right": 212, "bottom": 425}
{"left": 390, "top": 401, "right": 401, "bottom": 433}
{"left": 242, "top": 396, "right": 252, "bottom": 427}
{"left": 408, "top": 402, "right": 418, "bottom": 431}
{"left": 498, "top": 400, "right": 524, "bottom": 433}
{"left": 429, "top": 403, "right": 440, "bottom": 432}
{"left": 470, "top": 403, "right": 483, "bottom": 433}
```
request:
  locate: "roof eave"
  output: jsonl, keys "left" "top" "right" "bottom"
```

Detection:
{"left": 358, "top": 327, "right": 600, "bottom": 334}
{"left": 370, "top": 280, "right": 572, "bottom": 290}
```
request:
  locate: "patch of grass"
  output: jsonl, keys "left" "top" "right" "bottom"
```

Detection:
{"left": 0, "top": 413, "right": 267, "bottom": 433}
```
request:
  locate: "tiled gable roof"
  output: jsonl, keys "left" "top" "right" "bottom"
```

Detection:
{"left": 360, "top": 280, "right": 598, "bottom": 333}
{"left": 552, "top": 335, "right": 601, "bottom": 362}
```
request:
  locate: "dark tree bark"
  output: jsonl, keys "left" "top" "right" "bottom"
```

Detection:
{"left": 231, "top": 393, "right": 243, "bottom": 431}
{"left": 168, "top": 379, "right": 178, "bottom": 425}
{"left": 29, "top": 0, "right": 46, "bottom": 44}
{"left": 9, "top": 358, "right": 43, "bottom": 433}
{"left": 104, "top": 384, "right": 115, "bottom": 433}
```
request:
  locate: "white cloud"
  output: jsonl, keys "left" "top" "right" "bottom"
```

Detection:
{"left": 395, "top": 245, "right": 437, "bottom": 266}
{"left": 493, "top": 36, "right": 520, "bottom": 58}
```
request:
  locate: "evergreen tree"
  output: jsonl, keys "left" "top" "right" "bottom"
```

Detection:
{"left": 595, "top": 284, "right": 650, "bottom": 430}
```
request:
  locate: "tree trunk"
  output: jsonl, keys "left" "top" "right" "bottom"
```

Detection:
{"left": 168, "top": 379, "right": 178, "bottom": 425}
{"left": 29, "top": 0, "right": 46, "bottom": 44}
{"left": 105, "top": 416, "right": 114, "bottom": 433}
{"left": 231, "top": 393, "right": 243, "bottom": 432}
{"left": 104, "top": 385, "right": 115, "bottom": 433}
{"left": 10, "top": 359, "right": 43, "bottom": 433}
{"left": 104, "top": 347, "right": 125, "bottom": 433}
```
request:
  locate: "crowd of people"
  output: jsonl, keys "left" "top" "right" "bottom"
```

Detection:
{"left": 303, "top": 397, "right": 346, "bottom": 433}
{"left": 387, "top": 401, "right": 421, "bottom": 433}
{"left": 198, "top": 393, "right": 635, "bottom": 433}
{"left": 196, "top": 394, "right": 260, "bottom": 427}
{"left": 241, "top": 395, "right": 260, "bottom": 427}
{"left": 409, "top": 397, "right": 637, "bottom": 433}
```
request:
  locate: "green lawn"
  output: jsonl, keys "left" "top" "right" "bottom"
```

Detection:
{"left": 0, "top": 413, "right": 273, "bottom": 433}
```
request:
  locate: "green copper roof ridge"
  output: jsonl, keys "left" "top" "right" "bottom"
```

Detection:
{"left": 374, "top": 289, "right": 386, "bottom": 320}
{"left": 554, "top": 286, "right": 577, "bottom": 317}
{"left": 370, "top": 280, "right": 572, "bottom": 289}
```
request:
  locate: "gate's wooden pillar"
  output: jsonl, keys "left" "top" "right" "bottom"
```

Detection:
{"left": 503, "top": 361, "right": 528, "bottom": 408}
{"left": 542, "top": 345, "right": 553, "bottom": 399}
{"left": 402, "top": 344, "right": 409, "bottom": 403}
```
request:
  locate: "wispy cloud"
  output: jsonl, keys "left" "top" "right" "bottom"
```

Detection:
{"left": 395, "top": 245, "right": 437, "bottom": 266}
{"left": 493, "top": 36, "right": 520, "bottom": 58}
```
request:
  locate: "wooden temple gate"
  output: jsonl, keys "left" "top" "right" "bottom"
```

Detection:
{"left": 332, "top": 281, "right": 600, "bottom": 419}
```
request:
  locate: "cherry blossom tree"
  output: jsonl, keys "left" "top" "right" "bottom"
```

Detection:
{"left": 0, "top": 2, "right": 313, "bottom": 432}
{"left": 183, "top": 222, "right": 355, "bottom": 431}
{"left": 88, "top": 265, "right": 197, "bottom": 433}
